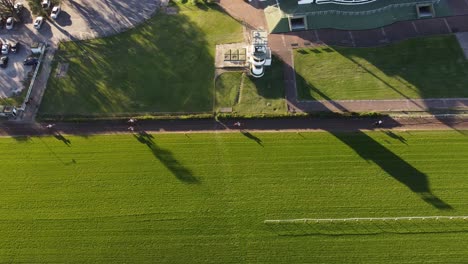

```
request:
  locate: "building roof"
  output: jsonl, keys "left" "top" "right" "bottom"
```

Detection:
{"left": 264, "top": 0, "right": 452, "bottom": 32}
{"left": 277, "top": 0, "right": 438, "bottom": 14}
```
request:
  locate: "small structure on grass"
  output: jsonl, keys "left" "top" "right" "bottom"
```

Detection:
{"left": 215, "top": 30, "right": 272, "bottom": 78}
{"left": 55, "top": 62, "right": 69, "bottom": 78}
{"left": 215, "top": 43, "right": 249, "bottom": 68}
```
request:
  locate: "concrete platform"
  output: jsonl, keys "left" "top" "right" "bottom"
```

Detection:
{"left": 215, "top": 43, "right": 249, "bottom": 68}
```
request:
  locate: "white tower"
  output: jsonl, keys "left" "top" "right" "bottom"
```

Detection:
{"left": 249, "top": 30, "right": 271, "bottom": 78}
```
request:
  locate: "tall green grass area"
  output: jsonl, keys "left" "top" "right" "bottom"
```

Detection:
{"left": 295, "top": 36, "right": 468, "bottom": 100}
{"left": 0, "top": 131, "right": 467, "bottom": 262}
{"left": 40, "top": 3, "right": 243, "bottom": 116}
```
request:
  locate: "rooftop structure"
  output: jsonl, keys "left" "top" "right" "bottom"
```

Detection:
{"left": 264, "top": 0, "right": 451, "bottom": 33}
{"left": 249, "top": 30, "right": 272, "bottom": 78}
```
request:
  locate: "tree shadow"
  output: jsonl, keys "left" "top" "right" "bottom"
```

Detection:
{"left": 291, "top": 37, "right": 468, "bottom": 134}
{"left": 55, "top": 11, "right": 72, "bottom": 27}
{"left": 134, "top": 131, "right": 199, "bottom": 184}
{"left": 20, "top": 7, "right": 33, "bottom": 24}
{"left": 49, "top": 16, "right": 76, "bottom": 41}
{"left": 12, "top": 135, "right": 32, "bottom": 142}
{"left": 283, "top": 55, "right": 454, "bottom": 210}
{"left": 330, "top": 131, "right": 452, "bottom": 210}
{"left": 247, "top": 56, "right": 285, "bottom": 100}
{"left": 241, "top": 130, "right": 263, "bottom": 147}
{"left": 332, "top": 36, "right": 468, "bottom": 132}
{"left": 335, "top": 36, "right": 468, "bottom": 99}
{"left": 43, "top": 1, "right": 216, "bottom": 115}
{"left": 38, "top": 137, "right": 73, "bottom": 166}
{"left": 295, "top": 72, "right": 348, "bottom": 112}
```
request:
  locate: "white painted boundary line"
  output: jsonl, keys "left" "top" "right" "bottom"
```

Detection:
{"left": 264, "top": 216, "right": 468, "bottom": 223}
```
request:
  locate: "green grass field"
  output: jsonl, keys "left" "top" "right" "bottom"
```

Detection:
{"left": 295, "top": 36, "right": 468, "bottom": 101}
{"left": 1, "top": 130, "right": 468, "bottom": 262}
{"left": 39, "top": 2, "right": 243, "bottom": 116}
{"left": 215, "top": 58, "right": 286, "bottom": 114}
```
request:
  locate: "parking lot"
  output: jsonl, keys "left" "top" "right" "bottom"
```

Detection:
{"left": 0, "top": 39, "right": 34, "bottom": 98}
{"left": 0, "top": 0, "right": 159, "bottom": 102}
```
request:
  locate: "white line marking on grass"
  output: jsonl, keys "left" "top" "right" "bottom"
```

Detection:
{"left": 264, "top": 216, "right": 468, "bottom": 223}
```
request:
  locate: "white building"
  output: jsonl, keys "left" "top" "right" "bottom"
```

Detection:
{"left": 249, "top": 30, "right": 272, "bottom": 78}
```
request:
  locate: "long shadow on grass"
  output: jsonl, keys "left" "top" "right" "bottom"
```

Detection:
{"left": 134, "top": 131, "right": 199, "bottom": 184}
{"left": 241, "top": 130, "right": 263, "bottom": 146}
{"left": 287, "top": 61, "right": 452, "bottom": 209}
{"left": 330, "top": 131, "right": 452, "bottom": 210}
{"left": 46, "top": 1, "right": 215, "bottom": 115}
{"left": 248, "top": 56, "right": 285, "bottom": 99}
{"left": 333, "top": 37, "right": 468, "bottom": 133}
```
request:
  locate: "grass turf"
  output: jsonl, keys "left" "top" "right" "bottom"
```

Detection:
{"left": 215, "top": 58, "right": 286, "bottom": 114}
{"left": 295, "top": 36, "right": 468, "bottom": 101}
{"left": 39, "top": 3, "right": 243, "bottom": 116}
{"left": 0, "top": 131, "right": 468, "bottom": 262}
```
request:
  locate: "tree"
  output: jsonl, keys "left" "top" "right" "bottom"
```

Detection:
{"left": 0, "top": 0, "right": 21, "bottom": 20}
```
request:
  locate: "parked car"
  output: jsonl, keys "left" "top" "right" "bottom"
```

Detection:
{"left": 6, "top": 17, "right": 14, "bottom": 30}
{"left": 1, "top": 43, "right": 10, "bottom": 55}
{"left": 42, "top": 0, "right": 51, "bottom": 9}
{"left": 51, "top": 5, "right": 60, "bottom": 19}
{"left": 34, "top": 16, "right": 44, "bottom": 29}
{"left": 10, "top": 41, "right": 19, "bottom": 53}
{"left": 24, "top": 56, "right": 38, "bottom": 66}
{"left": 0, "top": 56, "right": 9, "bottom": 68}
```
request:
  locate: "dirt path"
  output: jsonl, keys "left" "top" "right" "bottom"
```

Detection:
{"left": 1, "top": 116, "right": 467, "bottom": 137}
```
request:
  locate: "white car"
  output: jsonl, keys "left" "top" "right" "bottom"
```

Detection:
{"left": 1, "top": 43, "right": 10, "bottom": 55}
{"left": 34, "top": 16, "right": 44, "bottom": 29}
{"left": 51, "top": 6, "right": 61, "bottom": 19}
{"left": 41, "top": 0, "right": 50, "bottom": 9}
{"left": 6, "top": 17, "right": 14, "bottom": 30}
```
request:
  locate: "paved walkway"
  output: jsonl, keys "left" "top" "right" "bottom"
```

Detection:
{"left": 293, "top": 98, "right": 468, "bottom": 113}
{"left": 218, "top": 0, "right": 468, "bottom": 113}
{"left": 20, "top": 48, "right": 57, "bottom": 123}
{"left": 217, "top": 0, "right": 267, "bottom": 30}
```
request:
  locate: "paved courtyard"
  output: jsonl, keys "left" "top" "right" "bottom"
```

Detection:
{"left": 0, "top": 0, "right": 160, "bottom": 101}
